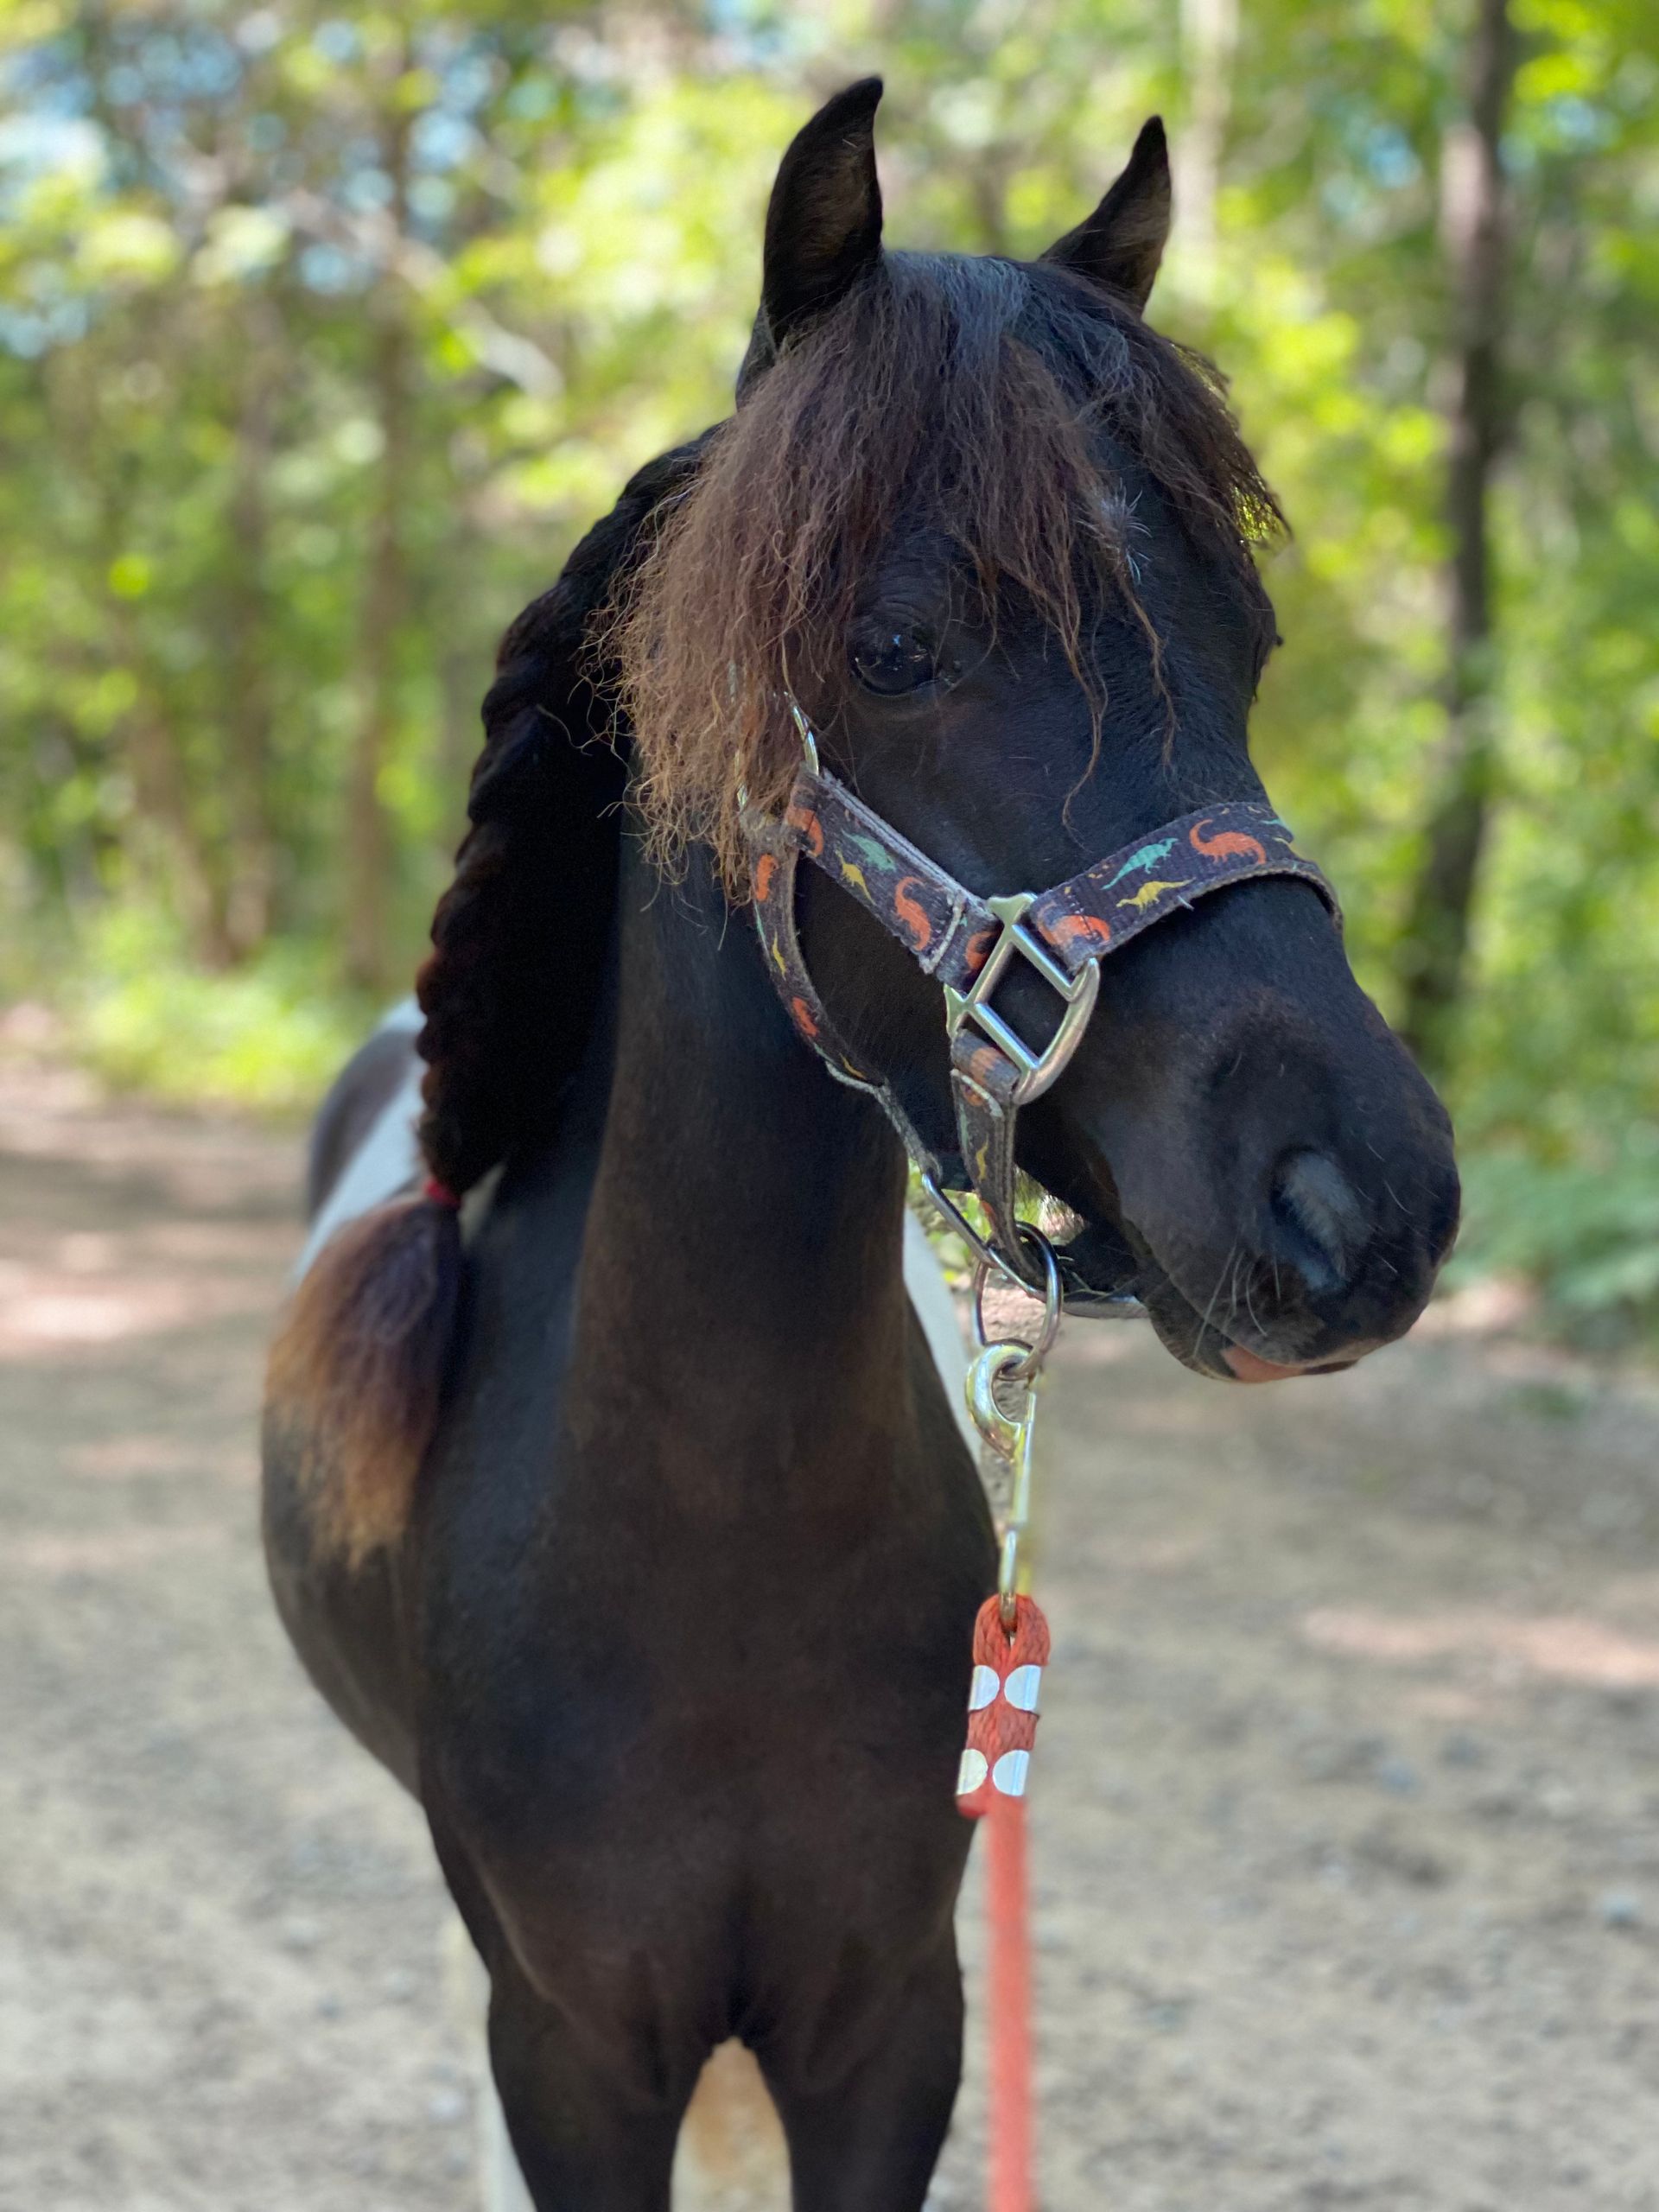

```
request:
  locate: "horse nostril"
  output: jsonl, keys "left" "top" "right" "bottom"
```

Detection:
{"left": 1268, "top": 1148, "right": 1368, "bottom": 1297}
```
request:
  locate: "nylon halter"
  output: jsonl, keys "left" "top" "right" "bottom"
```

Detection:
{"left": 741, "top": 702, "right": 1340, "bottom": 1305}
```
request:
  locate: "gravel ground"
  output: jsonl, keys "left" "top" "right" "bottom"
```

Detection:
{"left": 5, "top": 1046, "right": 1659, "bottom": 2211}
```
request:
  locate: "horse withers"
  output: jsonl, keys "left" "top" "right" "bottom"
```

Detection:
{"left": 263, "top": 82, "right": 1459, "bottom": 2211}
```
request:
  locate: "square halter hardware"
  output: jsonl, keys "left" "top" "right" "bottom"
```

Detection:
{"left": 942, "top": 893, "right": 1103, "bottom": 1104}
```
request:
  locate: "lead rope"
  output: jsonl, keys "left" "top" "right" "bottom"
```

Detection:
{"left": 956, "top": 1231, "right": 1061, "bottom": 2212}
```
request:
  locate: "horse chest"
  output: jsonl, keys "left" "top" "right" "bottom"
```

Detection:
{"left": 413, "top": 1390, "right": 988, "bottom": 1955}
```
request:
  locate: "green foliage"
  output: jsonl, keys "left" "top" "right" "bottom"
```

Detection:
{"left": 70, "top": 910, "right": 367, "bottom": 1116}
{"left": 1452, "top": 1139, "right": 1659, "bottom": 1344}
{"left": 0, "top": 0, "right": 1655, "bottom": 1332}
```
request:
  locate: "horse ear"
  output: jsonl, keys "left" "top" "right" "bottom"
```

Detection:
{"left": 1041, "top": 117, "right": 1172, "bottom": 312}
{"left": 759, "top": 77, "right": 885, "bottom": 356}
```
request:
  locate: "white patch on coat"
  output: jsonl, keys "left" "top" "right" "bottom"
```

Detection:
{"left": 292, "top": 998, "right": 424, "bottom": 1283}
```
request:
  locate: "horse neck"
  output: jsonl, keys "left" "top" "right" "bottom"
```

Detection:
{"left": 569, "top": 832, "right": 914, "bottom": 1441}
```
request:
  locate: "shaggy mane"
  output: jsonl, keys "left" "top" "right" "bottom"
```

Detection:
{"left": 607, "top": 250, "right": 1283, "bottom": 890}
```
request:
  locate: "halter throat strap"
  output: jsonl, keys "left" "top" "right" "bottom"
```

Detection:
{"left": 743, "top": 728, "right": 1338, "bottom": 1299}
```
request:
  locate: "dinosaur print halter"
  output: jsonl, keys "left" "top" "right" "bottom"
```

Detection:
{"left": 742, "top": 709, "right": 1339, "bottom": 1302}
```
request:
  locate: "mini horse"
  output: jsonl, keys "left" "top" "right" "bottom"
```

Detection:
{"left": 264, "top": 82, "right": 1459, "bottom": 2210}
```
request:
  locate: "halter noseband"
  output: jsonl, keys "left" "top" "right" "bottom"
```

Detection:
{"left": 741, "top": 702, "right": 1339, "bottom": 1306}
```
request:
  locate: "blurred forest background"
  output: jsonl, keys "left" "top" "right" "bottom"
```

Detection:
{"left": 0, "top": 0, "right": 1655, "bottom": 1339}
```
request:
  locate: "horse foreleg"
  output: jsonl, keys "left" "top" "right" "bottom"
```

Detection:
{"left": 484, "top": 1966, "right": 688, "bottom": 2212}
{"left": 762, "top": 1942, "right": 964, "bottom": 2212}
{"left": 440, "top": 1910, "right": 536, "bottom": 2212}
{"left": 479, "top": 2068, "right": 537, "bottom": 2212}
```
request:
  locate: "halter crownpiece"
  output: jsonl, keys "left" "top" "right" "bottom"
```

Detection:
{"left": 741, "top": 702, "right": 1340, "bottom": 1304}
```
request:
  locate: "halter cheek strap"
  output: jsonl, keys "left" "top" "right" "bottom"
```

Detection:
{"left": 743, "top": 721, "right": 1340, "bottom": 1300}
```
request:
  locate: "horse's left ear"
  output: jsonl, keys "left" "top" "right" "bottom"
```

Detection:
{"left": 1041, "top": 117, "right": 1172, "bottom": 312}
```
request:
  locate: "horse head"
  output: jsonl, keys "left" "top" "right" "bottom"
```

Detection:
{"left": 617, "top": 79, "right": 1459, "bottom": 1382}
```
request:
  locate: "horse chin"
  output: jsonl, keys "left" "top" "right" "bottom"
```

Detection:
{"left": 1046, "top": 1200, "right": 1367, "bottom": 1383}
{"left": 1124, "top": 1254, "right": 1364, "bottom": 1385}
{"left": 1128, "top": 1265, "right": 1248, "bottom": 1379}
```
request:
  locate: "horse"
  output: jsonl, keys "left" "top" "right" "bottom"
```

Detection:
{"left": 262, "top": 80, "right": 1459, "bottom": 2211}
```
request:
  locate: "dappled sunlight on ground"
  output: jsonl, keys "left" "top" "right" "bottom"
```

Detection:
{"left": 5, "top": 1522, "right": 232, "bottom": 1577}
{"left": 0, "top": 1058, "right": 296, "bottom": 1360}
{"left": 61, "top": 1433, "right": 259, "bottom": 1483}
{"left": 1303, "top": 1605, "right": 1659, "bottom": 1689}
{"left": 0, "top": 1260, "right": 253, "bottom": 1354}
{"left": 0, "top": 1250, "right": 276, "bottom": 1356}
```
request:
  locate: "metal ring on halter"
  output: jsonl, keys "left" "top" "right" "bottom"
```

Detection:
{"left": 971, "top": 1226, "right": 1061, "bottom": 1382}
{"left": 786, "top": 697, "right": 821, "bottom": 773}
{"left": 918, "top": 1173, "right": 1009, "bottom": 1281}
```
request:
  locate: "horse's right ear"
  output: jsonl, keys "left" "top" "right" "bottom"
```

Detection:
{"left": 751, "top": 78, "right": 884, "bottom": 372}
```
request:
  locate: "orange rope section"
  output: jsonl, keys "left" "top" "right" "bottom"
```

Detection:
{"left": 957, "top": 1592, "right": 1050, "bottom": 2212}
{"left": 986, "top": 1789, "right": 1034, "bottom": 2212}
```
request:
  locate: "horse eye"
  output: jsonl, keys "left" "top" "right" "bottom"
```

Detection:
{"left": 849, "top": 621, "right": 938, "bottom": 696}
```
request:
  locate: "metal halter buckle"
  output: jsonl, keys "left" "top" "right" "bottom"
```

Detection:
{"left": 942, "top": 893, "right": 1102, "bottom": 1104}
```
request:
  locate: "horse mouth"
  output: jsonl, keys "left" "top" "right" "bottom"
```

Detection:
{"left": 1128, "top": 1253, "right": 1365, "bottom": 1383}
{"left": 1054, "top": 1213, "right": 1363, "bottom": 1385}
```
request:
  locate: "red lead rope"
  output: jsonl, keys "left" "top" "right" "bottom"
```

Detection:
{"left": 958, "top": 1592, "right": 1051, "bottom": 2212}
{"left": 986, "top": 1791, "right": 1034, "bottom": 2212}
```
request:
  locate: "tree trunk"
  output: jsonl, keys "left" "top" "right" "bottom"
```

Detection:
{"left": 49, "top": 311, "right": 232, "bottom": 965}
{"left": 967, "top": 156, "right": 1012, "bottom": 259}
{"left": 96, "top": 480, "right": 232, "bottom": 966}
{"left": 1177, "top": 0, "right": 1239, "bottom": 302}
{"left": 221, "top": 316, "right": 279, "bottom": 961}
{"left": 437, "top": 618, "right": 481, "bottom": 861}
{"left": 344, "top": 65, "right": 415, "bottom": 994}
{"left": 125, "top": 690, "right": 232, "bottom": 966}
{"left": 1396, "top": 0, "right": 1516, "bottom": 1073}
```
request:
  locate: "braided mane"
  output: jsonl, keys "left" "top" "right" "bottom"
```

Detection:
{"left": 265, "top": 438, "right": 706, "bottom": 1562}
{"left": 416, "top": 434, "right": 710, "bottom": 1197}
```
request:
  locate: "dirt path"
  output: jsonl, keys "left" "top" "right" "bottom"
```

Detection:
{"left": 4, "top": 1053, "right": 1659, "bottom": 2212}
